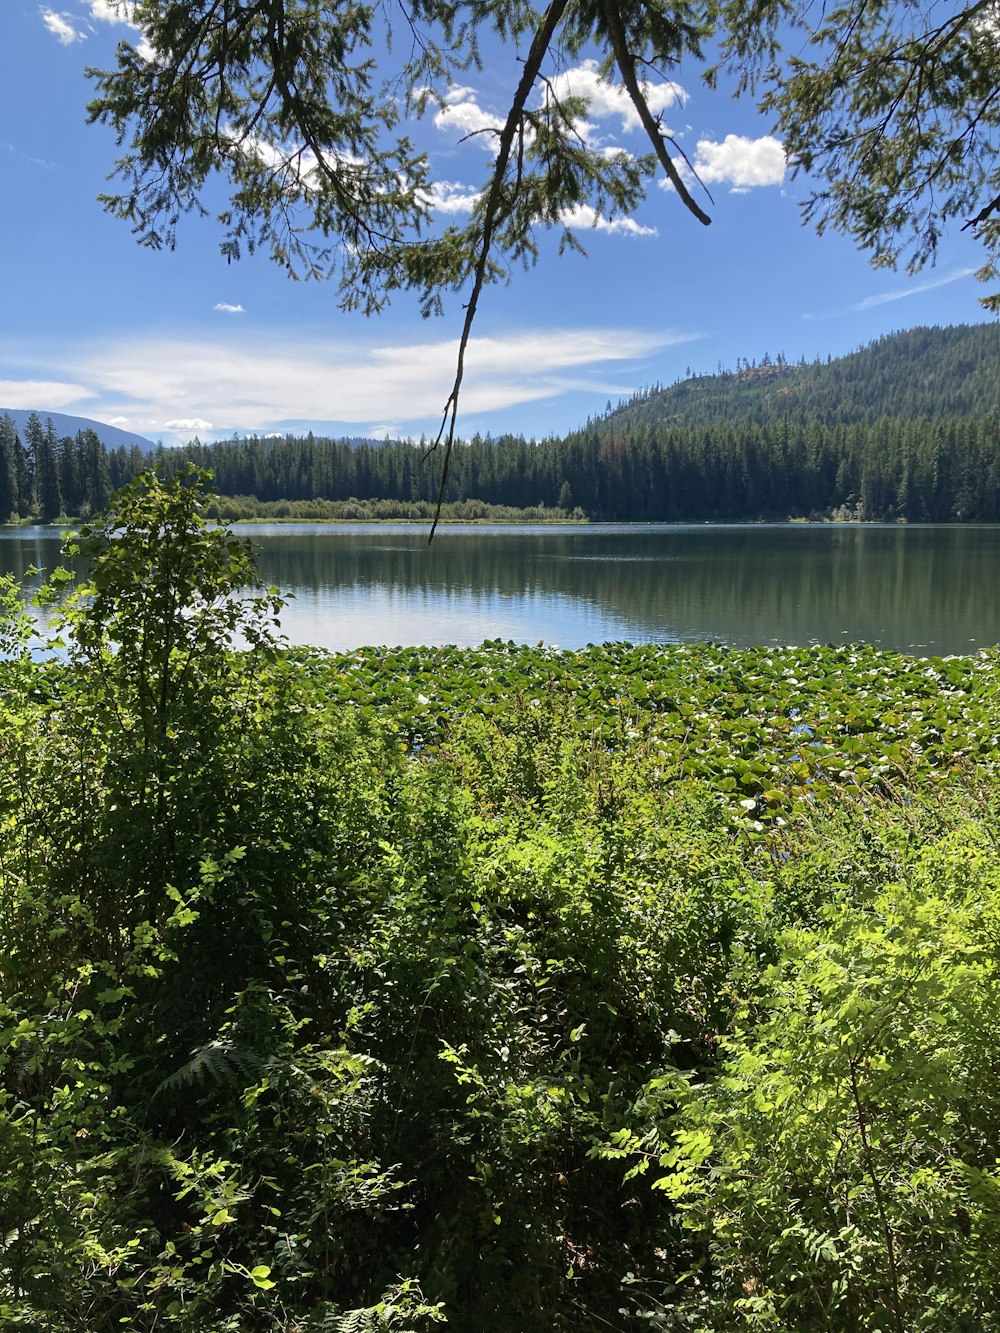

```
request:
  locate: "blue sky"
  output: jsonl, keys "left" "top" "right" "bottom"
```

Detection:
{"left": 0, "top": 1, "right": 992, "bottom": 446}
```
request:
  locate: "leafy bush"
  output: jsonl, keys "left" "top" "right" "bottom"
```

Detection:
{"left": 635, "top": 820, "right": 1000, "bottom": 1330}
{"left": 1, "top": 471, "right": 998, "bottom": 1329}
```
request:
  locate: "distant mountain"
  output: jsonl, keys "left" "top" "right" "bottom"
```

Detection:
{"left": 591, "top": 323, "right": 1000, "bottom": 434}
{"left": 0, "top": 408, "right": 156, "bottom": 453}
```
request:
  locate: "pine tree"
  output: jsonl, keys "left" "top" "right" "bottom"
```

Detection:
{"left": 0, "top": 416, "right": 24, "bottom": 521}
{"left": 35, "top": 419, "right": 64, "bottom": 522}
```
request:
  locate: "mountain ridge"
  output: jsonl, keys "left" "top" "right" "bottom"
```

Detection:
{"left": 589, "top": 322, "right": 1000, "bottom": 434}
{"left": 0, "top": 407, "right": 156, "bottom": 453}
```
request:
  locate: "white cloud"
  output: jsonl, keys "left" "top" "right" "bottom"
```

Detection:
{"left": 226, "top": 132, "right": 317, "bottom": 189}
{"left": 561, "top": 204, "right": 657, "bottom": 238}
{"left": 41, "top": 8, "right": 83, "bottom": 43}
{"left": 691, "top": 134, "right": 786, "bottom": 190}
{"left": 423, "top": 180, "right": 481, "bottom": 216}
{"left": 86, "top": 1, "right": 155, "bottom": 60}
{"left": 16, "top": 326, "right": 698, "bottom": 441}
{"left": 226, "top": 129, "right": 365, "bottom": 196}
{"left": 430, "top": 65, "right": 685, "bottom": 156}
{"left": 431, "top": 88, "right": 503, "bottom": 144}
{"left": 214, "top": 302, "right": 246, "bottom": 314}
{"left": 854, "top": 267, "right": 977, "bottom": 310}
{"left": 424, "top": 68, "right": 685, "bottom": 236}
{"left": 164, "top": 417, "right": 214, "bottom": 432}
{"left": 88, "top": 0, "right": 134, "bottom": 20}
{"left": 108, "top": 416, "right": 131, "bottom": 427}
{"left": 546, "top": 61, "right": 683, "bottom": 135}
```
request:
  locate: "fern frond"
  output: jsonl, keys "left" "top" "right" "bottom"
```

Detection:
{"left": 296, "top": 1303, "right": 382, "bottom": 1332}
{"left": 154, "top": 1039, "right": 263, "bottom": 1099}
{"left": 295, "top": 1287, "right": 445, "bottom": 1331}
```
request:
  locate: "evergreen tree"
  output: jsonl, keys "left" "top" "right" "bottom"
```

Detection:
{"left": 0, "top": 416, "right": 25, "bottom": 521}
{"left": 35, "top": 419, "right": 64, "bottom": 522}
{"left": 22, "top": 412, "right": 45, "bottom": 515}
{"left": 78, "top": 428, "right": 112, "bottom": 515}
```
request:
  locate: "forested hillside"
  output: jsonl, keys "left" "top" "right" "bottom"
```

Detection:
{"left": 4, "top": 324, "right": 1000, "bottom": 524}
{"left": 594, "top": 322, "right": 1000, "bottom": 431}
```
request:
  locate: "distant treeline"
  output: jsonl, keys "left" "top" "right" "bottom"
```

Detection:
{"left": 6, "top": 412, "right": 1000, "bottom": 525}
{"left": 154, "top": 415, "right": 1000, "bottom": 523}
{"left": 5, "top": 323, "right": 1000, "bottom": 524}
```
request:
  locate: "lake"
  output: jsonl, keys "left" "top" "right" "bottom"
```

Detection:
{"left": 2, "top": 522, "right": 999, "bottom": 654}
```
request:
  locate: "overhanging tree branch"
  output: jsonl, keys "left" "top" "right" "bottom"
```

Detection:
{"left": 425, "top": 0, "right": 716, "bottom": 539}
{"left": 963, "top": 191, "right": 1000, "bottom": 232}
{"left": 425, "top": 0, "right": 571, "bottom": 541}
{"left": 600, "top": 0, "right": 712, "bottom": 226}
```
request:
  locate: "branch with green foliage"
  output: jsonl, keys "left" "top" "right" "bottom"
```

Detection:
{"left": 88, "top": 0, "right": 707, "bottom": 313}
{"left": 720, "top": 0, "right": 1000, "bottom": 311}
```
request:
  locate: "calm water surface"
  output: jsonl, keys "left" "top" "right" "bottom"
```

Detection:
{"left": 3, "top": 522, "right": 998, "bottom": 654}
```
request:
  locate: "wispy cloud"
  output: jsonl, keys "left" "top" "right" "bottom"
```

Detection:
{"left": 5, "top": 326, "right": 699, "bottom": 441}
{"left": 41, "top": 7, "right": 83, "bottom": 43}
{"left": 3, "top": 141, "right": 57, "bottom": 169}
{"left": 854, "top": 267, "right": 977, "bottom": 309}
{"left": 803, "top": 267, "right": 979, "bottom": 321}
{"left": 0, "top": 378, "right": 93, "bottom": 408}
{"left": 214, "top": 302, "right": 246, "bottom": 314}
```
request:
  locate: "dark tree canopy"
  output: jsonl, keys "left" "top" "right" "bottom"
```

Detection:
{"left": 88, "top": 0, "right": 711, "bottom": 308}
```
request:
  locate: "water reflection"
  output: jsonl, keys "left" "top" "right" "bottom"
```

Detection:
{"left": 2, "top": 522, "right": 998, "bottom": 653}
{"left": 239, "top": 524, "right": 999, "bottom": 653}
